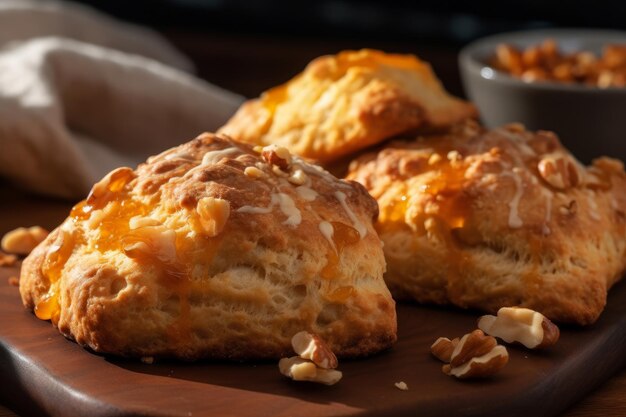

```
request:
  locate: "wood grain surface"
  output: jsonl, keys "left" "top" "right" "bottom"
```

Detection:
{"left": 0, "top": 183, "right": 625, "bottom": 417}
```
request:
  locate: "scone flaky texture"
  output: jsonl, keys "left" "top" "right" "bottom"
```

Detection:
{"left": 20, "top": 133, "right": 396, "bottom": 360}
{"left": 347, "top": 122, "right": 626, "bottom": 325}
{"left": 219, "top": 49, "right": 476, "bottom": 164}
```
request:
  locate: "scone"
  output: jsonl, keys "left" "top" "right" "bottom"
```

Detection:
{"left": 219, "top": 49, "right": 476, "bottom": 163}
{"left": 20, "top": 133, "right": 396, "bottom": 360}
{"left": 347, "top": 122, "right": 626, "bottom": 325}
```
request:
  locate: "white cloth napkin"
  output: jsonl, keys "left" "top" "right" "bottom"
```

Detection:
{"left": 0, "top": 0, "right": 244, "bottom": 199}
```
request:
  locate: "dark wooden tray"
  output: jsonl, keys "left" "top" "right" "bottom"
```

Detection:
{"left": 1, "top": 189, "right": 625, "bottom": 417}
{"left": 2, "top": 259, "right": 626, "bottom": 417}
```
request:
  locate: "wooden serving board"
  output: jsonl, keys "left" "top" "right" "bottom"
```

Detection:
{"left": 1, "top": 188, "right": 626, "bottom": 417}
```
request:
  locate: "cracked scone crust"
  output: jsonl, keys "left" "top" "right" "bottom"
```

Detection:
{"left": 219, "top": 49, "right": 476, "bottom": 163}
{"left": 19, "top": 133, "right": 396, "bottom": 360}
{"left": 347, "top": 122, "right": 626, "bottom": 325}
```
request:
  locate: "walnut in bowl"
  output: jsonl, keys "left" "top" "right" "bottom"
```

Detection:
{"left": 459, "top": 29, "right": 626, "bottom": 163}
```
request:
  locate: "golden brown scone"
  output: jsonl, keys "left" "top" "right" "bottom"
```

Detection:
{"left": 347, "top": 122, "right": 626, "bottom": 325}
{"left": 20, "top": 133, "right": 396, "bottom": 360}
{"left": 219, "top": 49, "right": 476, "bottom": 163}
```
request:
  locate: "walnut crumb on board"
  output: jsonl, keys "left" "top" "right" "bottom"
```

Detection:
{"left": 1, "top": 226, "right": 48, "bottom": 255}
{"left": 0, "top": 251, "right": 18, "bottom": 267}
{"left": 8, "top": 276, "right": 19, "bottom": 286}
{"left": 394, "top": 381, "right": 409, "bottom": 391}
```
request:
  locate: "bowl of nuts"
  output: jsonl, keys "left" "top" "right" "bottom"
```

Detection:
{"left": 459, "top": 29, "right": 626, "bottom": 162}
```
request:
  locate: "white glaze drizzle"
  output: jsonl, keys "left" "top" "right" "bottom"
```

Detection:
{"left": 501, "top": 171, "right": 524, "bottom": 229}
{"left": 587, "top": 192, "right": 601, "bottom": 221}
{"left": 201, "top": 147, "right": 240, "bottom": 166}
{"left": 237, "top": 193, "right": 302, "bottom": 226}
{"left": 296, "top": 185, "right": 318, "bottom": 201}
{"left": 277, "top": 193, "right": 301, "bottom": 226}
{"left": 542, "top": 190, "right": 553, "bottom": 236}
{"left": 237, "top": 194, "right": 279, "bottom": 214}
{"left": 298, "top": 159, "right": 352, "bottom": 189}
{"left": 164, "top": 150, "right": 195, "bottom": 161}
{"left": 319, "top": 221, "right": 336, "bottom": 251}
{"left": 335, "top": 191, "right": 367, "bottom": 238}
{"left": 611, "top": 197, "right": 619, "bottom": 211}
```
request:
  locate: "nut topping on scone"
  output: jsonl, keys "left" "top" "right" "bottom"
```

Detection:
{"left": 19, "top": 133, "right": 396, "bottom": 361}
{"left": 347, "top": 121, "right": 626, "bottom": 325}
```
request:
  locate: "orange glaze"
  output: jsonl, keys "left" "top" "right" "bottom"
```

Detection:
{"left": 125, "top": 213, "right": 223, "bottom": 345}
{"left": 34, "top": 290, "right": 59, "bottom": 322}
{"left": 379, "top": 180, "right": 409, "bottom": 229}
{"left": 261, "top": 83, "right": 290, "bottom": 114}
{"left": 166, "top": 233, "right": 224, "bottom": 344}
{"left": 70, "top": 200, "right": 91, "bottom": 222}
{"left": 325, "top": 50, "right": 428, "bottom": 78}
{"left": 260, "top": 50, "right": 427, "bottom": 116}
{"left": 421, "top": 155, "right": 471, "bottom": 229}
{"left": 321, "top": 222, "right": 360, "bottom": 280}
{"left": 95, "top": 200, "right": 147, "bottom": 253}
{"left": 425, "top": 154, "right": 476, "bottom": 298}
{"left": 327, "top": 286, "right": 356, "bottom": 303}
{"left": 36, "top": 229, "right": 78, "bottom": 322}
{"left": 36, "top": 170, "right": 138, "bottom": 323}
{"left": 86, "top": 168, "right": 135, "bottom": 209}
{"left": 375, "top": 143, "right": 477, "bottom": 301}
{"left": 383, "top": 146, "right": 472, "bottom": 236}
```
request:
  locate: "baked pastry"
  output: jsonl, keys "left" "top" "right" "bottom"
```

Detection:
{"left": 347, "top": 122, "right": 626, "bottom": 325}
{"left": 20, "top": 133, "right": 396, "bottom": 360}
{"left": 219, "top": 49, "right": 476, "bottom": 164}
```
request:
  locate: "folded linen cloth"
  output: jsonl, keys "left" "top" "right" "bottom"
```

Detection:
{"left": 0, "top": 0, "right": 194, "bottom": 72}
{"left": 0, "top": 1, "right": 244, "bottom": 199}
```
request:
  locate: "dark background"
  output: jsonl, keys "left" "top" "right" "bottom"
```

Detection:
{"left": 74, "top": 1, "right": 626, "bottom": 97}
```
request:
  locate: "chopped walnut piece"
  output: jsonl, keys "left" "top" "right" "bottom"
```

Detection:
{"left": 430, "top": 337, "right": 460, "bottom": 363}
{"left": 428, "top": 153, "right": 442, "bottom": 165}
{"left": 449, "top": 329, "right": 498, "bottom": 368}
{"left": 1, "top": 226, "right": 49, "bottom": 255}
{"left": 447, "top": 330, "right": 508, "bottom": 378}
{"left": 244, "top": 166, "right": 266, "bottom": 179}
{"left": 279, "top": 331, "right": 342, "bottom": 385}
{"left": 278, "top": 356, "right": 343, "bottom": 385}
{"left": 123, "top": 225, "right": 177, "bottom": 263}
{"left": 287, "top": 169, "right": 308, "bottom": 185}
{"left": 0, "top": 251, "right": 18, "bottom": 267}
{"left": 538, "top": 153, "right": 581, "bottom": 190}
{"left": 291, "top": 331, "right": 338, "bottom": 369}
{"left": 439, "top": 330, "right": 509, "bottom": 379}
{"left": 592, "top": 157, "right": 624, "bottom": 174}
{"left": 196, "top": 197, "right": 230, "bottom": 237}
{"left": 394, "top": 381, "right": 409, "bottom": 391}
{"left": 478, "top": 307, "right": 560, "bottom": 349}
{"left": 262, "top": 144, "right": 292, "bottom": 171}
{"left": 559, "top": 200, "right": 578, "bottom": 216}
{"left": 272, "top": 165, "right": 289, "bottom": 177}
{"left": 128, "top": 216, "right": 160, "bottom": 230}
{"left": 491, "top": 39, "right": 626, "bottom": 88}
{"left": 443, "top": 345, "right": 509, "bottom": 379}
{"left": 447, "top": 150, "right": 462, "bottom": 162}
